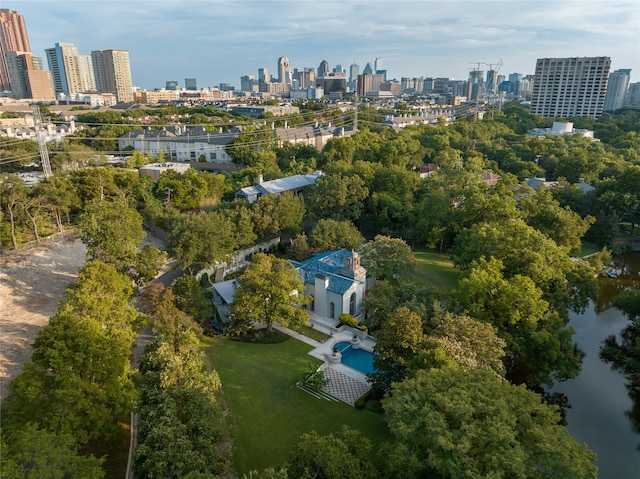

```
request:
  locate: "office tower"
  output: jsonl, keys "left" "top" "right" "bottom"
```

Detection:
{"left": 362, "top": 62, "right": 374, "bottom": 75}
{"left": 92, "top": 49, "right": 133, "bottom": 103}
{"left": 185, "top": 77, "right": 197, "bottom": 90}
{"left": 258, "top": 68, "right": 271, "bottom": 83}
{"left": 374, "top": 57, "right": 382, "bottom": 72}
{"left": 349, "top": 63, "right": 359, "bottom": 83}
{"left": 5, "top": 51, "right": 54, "bottom": 99}
{"left": 46, "top": 42, "right": 84, "bottom": 95}
{"left": 0, "top": 8, "right": 31, "bottom": 92}
{"left": 357, "top": 73, "right": 384, "bottom": 97}
{"left": 508, "top": 72, "right": 523, "bottom": 83}
{"left": 604, "top": 69, "right": 631, "bottom": 111}
{"left": 277, "top": 56, "right": 291, "bottom": 84}
{"left": 166, "top": 80, "right": 179, "bottom": 90}
{"left": 531, "top": 56, "right": 610, "bottom": 118}
{"left": 318, "top": 60, "right": 329, "bottom": 78}
{"left": 240, "top": 74, "right": 258, "bottom": 92}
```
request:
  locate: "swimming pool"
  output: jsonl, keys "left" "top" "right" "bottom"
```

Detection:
{"left": 333, "top": 341, "right": 375, "bottom": 375}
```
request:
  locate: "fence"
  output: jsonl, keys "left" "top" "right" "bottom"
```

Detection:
{"left": 0, "top": 229, "right": 78, "bottom": 255}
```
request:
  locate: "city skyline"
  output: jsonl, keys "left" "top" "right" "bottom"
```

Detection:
{"left": 5, "top": 0, "right": 640, "bottom": 90}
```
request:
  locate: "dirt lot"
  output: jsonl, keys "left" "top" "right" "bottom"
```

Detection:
{"left": 0, "top": 235, "right": 87, "bottom": 399}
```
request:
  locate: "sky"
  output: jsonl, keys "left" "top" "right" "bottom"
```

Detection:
{"left": 7, "top": 0, "right": 640, "bottom": 90}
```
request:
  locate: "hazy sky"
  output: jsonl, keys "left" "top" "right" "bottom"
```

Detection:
{"left": 8, "top": 0, "right": 640, "bottom": 90}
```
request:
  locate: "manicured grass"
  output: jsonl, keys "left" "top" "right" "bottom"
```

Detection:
{"left": 300, "top": 324, "right": 331, "bottom": 342}
{"left": 204, "top": 336, "right": 390, "bottom": 474}
{"left": 413, "top": 248, "right": 460, "bottom": 290}
{"left": 575, "top": 241, "right": 600, "bottom": 257}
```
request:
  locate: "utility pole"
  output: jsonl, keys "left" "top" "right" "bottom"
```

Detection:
{"left": 32, "top": 106, "right": 52, "bottom": 178}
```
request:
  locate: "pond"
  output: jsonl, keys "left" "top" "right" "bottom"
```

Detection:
{"left": 551, "top": 253, "right": 640, "bottom": 478}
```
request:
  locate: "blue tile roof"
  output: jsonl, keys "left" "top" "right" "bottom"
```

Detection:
{"left": 291, "top": 249, "right": 363, "bottom": 295}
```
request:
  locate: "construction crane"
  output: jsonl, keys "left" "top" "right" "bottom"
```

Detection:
{"left": 32, "top": 106, "right": 52, "bottom": 178}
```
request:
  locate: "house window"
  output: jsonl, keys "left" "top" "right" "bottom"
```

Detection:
{"left": 350, "top": 293, "right": 356, "bottom": 316}
{"left": 330, "top": 302, "right": 335, "bottom": 319}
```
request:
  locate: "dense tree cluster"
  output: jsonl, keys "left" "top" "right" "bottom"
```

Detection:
{"left": 3, "top": 102, "right": 637, "bottom": 478}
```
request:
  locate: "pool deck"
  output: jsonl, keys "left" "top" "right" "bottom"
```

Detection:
{"left": 273, "top": 313, "right": 376, "bottom": 406}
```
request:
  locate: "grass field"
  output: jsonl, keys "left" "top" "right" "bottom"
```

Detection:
{"left": 204, "top": 335, "right": 390, "bottom": 474}
{"left": 413, "top": 248, "right": 460, "bottom": 290}
{"left": 575, "top": 242, "right": 600, "bottom": 257}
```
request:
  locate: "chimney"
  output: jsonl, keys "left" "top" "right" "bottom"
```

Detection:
{"left": 258, "top": 174, "right": 264, "bottom": 184}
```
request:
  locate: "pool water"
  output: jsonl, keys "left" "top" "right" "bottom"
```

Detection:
{"left": 334, "top": 341, "right": 375, "bottom": 375}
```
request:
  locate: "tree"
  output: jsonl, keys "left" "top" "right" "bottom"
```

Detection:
{"left": 359, "top": 235, "right": 415, "bottom": 282}
{"left": 77, "top": 199, "right": 145, "bottom": 273}
{"left": 369, "top": 306, "right": 426, "bottom": 397}
{"left": 286, "top": 427, "right": 376, "bottom": 479}
{"left": 250, "top": 192, "right": 305, "bottom": 239}
{"left": 304, "top": 174, "right": 369, "bottom": 221}
{"left": 309, "top": 219, "right": 365, "bottom": 251}
{"left": 0, "top": 424, "right": 105, "bottom": 479}
{"left": 383, "top": 368, "right": 598, "bottom": 479}
{"left": 457, "top": 257, "right": 582, "bottom": 386}
{"left": 0, "top": 174, "right": 28, "bottom": 249}
{"left": 154, "top": 169, "right": 209, "bottom": 210}
{"left": 172, "top": 274, "right": 213, "bottom": 327}
{"left": 230, "top": 253, "right": 310, "bottom": 333}
{"left": 167, "top": 211, "right": 237, "bottom": 272}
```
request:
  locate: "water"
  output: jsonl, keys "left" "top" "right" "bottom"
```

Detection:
{"left": 551, "top": 253, "right": 640, "bottom": 478}
{"left": 333, "top": 341, "right": 375, "bottom": 375}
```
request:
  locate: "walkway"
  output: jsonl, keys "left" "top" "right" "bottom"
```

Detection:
{"left": 273, "top": 318, "right": 376, "bottom": 406}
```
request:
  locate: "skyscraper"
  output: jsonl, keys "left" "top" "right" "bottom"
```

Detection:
{"left": 45, "top": 42, "right": 85, "bottom": 95}
{"left": 317, "top": 60, "right": 329, "bottom": 78}
{"left": 530, "top": 56, "right": 611, "bottom": 118}
{"left": 0, "top": 8, "right": 31, "bottom": 92}
{"left": 91, "top": 49, "right": 133, "bottom": 103}
{"left": 603, "top": 69, "right": 631, "bottom": 111}
{"left": 277, "top": 56, "right": 292, "bottom": 84}
{"left": 185, "top": 77, "right": 197, "bottom": 90}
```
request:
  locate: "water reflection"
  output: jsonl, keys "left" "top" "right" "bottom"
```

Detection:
{"left": 552, "top": 252, "right": 640, "bottom": 478}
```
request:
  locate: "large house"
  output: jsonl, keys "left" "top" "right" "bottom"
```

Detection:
{"left": 235, "top": 171, "right": 322, "bottom": 203}
{"left": 291, "top": 249, "right": 367, "bottom": 320}
{"left": 212, "top": 249, "right": 368, "bottom": 323}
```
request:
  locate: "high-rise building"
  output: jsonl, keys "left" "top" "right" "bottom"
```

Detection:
{"left": 0, "top": 8, "right": 31, "bottom": 92}
{"left": 258, "top": 68, "right": 271, "bottom": 84}
{"left": 240, "top": 74, "right": 258, "bottom": 92}
{"left": 486, "top": 69, "right": 498, "bottom": 92}
{"left": 317, "top": 60, "right": 329, "bottom": 78}
{"left": 531, "top": 56, "right": 611, "bottom": 118}
{"left": 45, "top": 42, "right": 85, "bottom": 95}
{"left": 277, "top": 56, "right": 292, "bottom": 84}
{"left": 625, "top": 82, "right": 640, "bottom": 108}
{"left": 78, "top": 54, "right": 96, "bottom": 91}
{"left": 91, "top": 49, "right": 133, "bottom": 103}
{"left": 166, "top": 80, "right": 179, "bottom": 90}
{"left": 362, "top": 62, "right": 374, "bottom": 75}
{"left": 604, "top": 69, "right": 631, "bottom": 111}
{"left": 5, "top": 51, "right": 54, "bottom": 99}
{"left": 185, "top": 77, "right": 197, "bottom": 90}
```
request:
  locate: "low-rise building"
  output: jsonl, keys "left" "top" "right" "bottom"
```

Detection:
{"left": 139, "top": 162, "right": 190, "bottom": 181}
{"left": 528, "top": 122, "right": 595, "bottom": 139}
{"left": 235, "top": 171, "right": 322, "bottom": 203}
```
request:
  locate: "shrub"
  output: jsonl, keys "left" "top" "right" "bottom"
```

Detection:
{"left": 338, "top": 313, "right": 358, "bottom": 328}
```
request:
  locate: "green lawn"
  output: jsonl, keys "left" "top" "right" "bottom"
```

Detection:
{"left": 204, "top": 336, "right": 390, "bottom": 474}
{"left": 413, "top": 248, "right": 461, "bottom": 290}
{"left": 575, "top": 241, "right": 600, "bottom": 257}
{"left": 299, "top": 324, "right": 331, "bottom": 342}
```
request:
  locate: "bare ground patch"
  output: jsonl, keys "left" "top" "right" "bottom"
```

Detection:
{"left": 0, "top": 235, "right": 87, "bottom": 399}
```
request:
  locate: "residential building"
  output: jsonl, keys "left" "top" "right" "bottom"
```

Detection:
{"left": 92, "top": 49, "right": 133, "bottom": 103}
{"left": 118, "top": 125, "right": 240, "bottom": 163}
{"left": 530, "top": 56, "right": 611, "bottom": 118}
{"left": 78, "top": 54, "right": 96, "bottom": 91}
{"left": 625, "top": 82, "right": 640, "bottom": 108}
{"left": 0, "top": 8, "right": 30, "bottom": 92}
{"left": 5, "top": 51, "right": 55, "bottom": 100}
{"left": 604, "top": 69, "right": 631, "bottom": 111}
{"left": 291, "top": 249, "right": 367, "bottom": 320}
{"left": 274, "top": 122, "right": 355, "bottom": 151}
{"left": 45, "top": 42, "right": 84, "bottom": 95}
{"left": 139, "top": 162, "right": 191, "bottom": 182}
{"left": 357, "top": 73, "right": 384, "bottom": 97}
{"left": 235, "top": 171, "right": 322, "bottom": 203}
{"left": 133, "top": 89, "right": 180, "bottom": 104}
{"left": 231, "top": 104, "right": 299, "bottom": 118}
